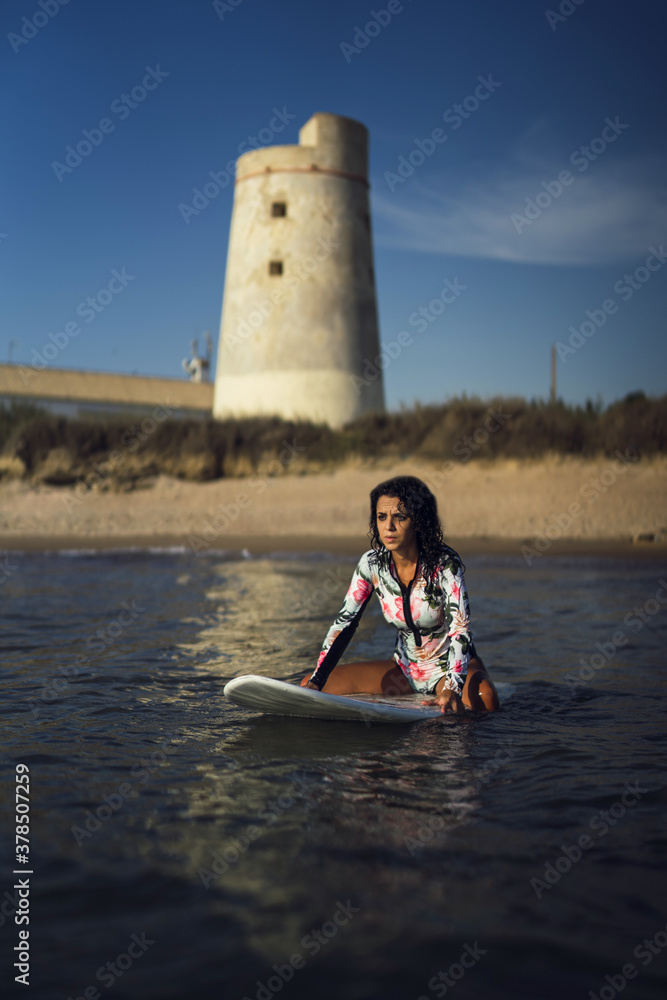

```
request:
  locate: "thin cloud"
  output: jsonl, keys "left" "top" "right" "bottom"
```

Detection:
{"left": 372, "top": 157, "right": 667, "bottom": 266}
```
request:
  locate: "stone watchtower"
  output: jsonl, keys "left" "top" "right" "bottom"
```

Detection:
{"left": 212, "top": 112, "right": 385, "bottom": 428}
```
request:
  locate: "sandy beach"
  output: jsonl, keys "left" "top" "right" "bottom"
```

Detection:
{"left": 1, "top": 455, "right": 665, "bottom": 556}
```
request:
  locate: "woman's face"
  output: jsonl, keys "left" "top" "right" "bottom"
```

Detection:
{"left": 375, "top": 495, "right": 417, "bottom": 554}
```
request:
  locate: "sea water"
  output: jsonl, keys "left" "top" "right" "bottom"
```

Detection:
{"left": 1, "top": 549, "right": 666, "bottom": 1000}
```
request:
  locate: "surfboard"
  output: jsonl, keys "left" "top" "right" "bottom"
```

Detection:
{"left": 223, "top": 675, "right": 513, "bottom": 724}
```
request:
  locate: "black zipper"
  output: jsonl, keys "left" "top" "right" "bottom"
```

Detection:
{"left": 394, "top": 557, "right": 422, "bottom": 648}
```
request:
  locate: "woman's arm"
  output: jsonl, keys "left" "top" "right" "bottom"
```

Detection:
{"left": 442, "top": 558, "right": 474, "bottom": 689}
{"left": 423, "top": 557, "right": 474, "bottom": 712}
{"left": 307, "top": 553, "right": 375, "bottom": 690}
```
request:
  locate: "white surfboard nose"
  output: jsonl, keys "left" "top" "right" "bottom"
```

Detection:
{"left": 224, "top": 675, "right": 444, "bottom": 723}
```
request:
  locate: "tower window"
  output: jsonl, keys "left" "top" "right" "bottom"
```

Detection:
{"left": 271, "top": 202, "right": 286, "bottom": 217}
{"left": 269, "top": 260, "right": 283, "bottom": 276}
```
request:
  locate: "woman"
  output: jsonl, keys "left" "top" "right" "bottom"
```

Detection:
{"left": 301, "top": 476, "right": 500, "bottom": 713}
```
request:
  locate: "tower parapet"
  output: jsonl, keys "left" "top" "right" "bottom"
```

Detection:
{"left": 213, "top": 112, "right": 385, "bottom": 428}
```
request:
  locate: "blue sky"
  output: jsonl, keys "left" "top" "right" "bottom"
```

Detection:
{"left": 2, "top": 0, "right": 666, "bottom": 410}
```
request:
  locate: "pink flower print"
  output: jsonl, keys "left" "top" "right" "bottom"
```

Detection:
{"left": 448, "top": 609, "right": 470, "bottom": 638}
{"left": 378, "top": 595, "right": 405, "bottom": 623}
{"left": 317, "top": 648, "right": 328, "bottom": 667}
{"left": 409, "top": 591, "right": 423, "bottom": 620}
{"left": 351, "top": 577, "right": 373, "bottom": 603}
{"left": 453, "top": 659, "right": 463, "bottom": 673}
{"left": 409, "top": 663, "right": 430, "bottom": 681}
{"left": 451, "top": 582, "right": 461, "bottom": 600}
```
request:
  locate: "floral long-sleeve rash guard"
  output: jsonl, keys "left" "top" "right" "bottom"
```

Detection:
{"left": 308, "top": 545, "right": 474, "bottom": 695}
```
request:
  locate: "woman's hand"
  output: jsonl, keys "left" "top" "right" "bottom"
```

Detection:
{"left": 421, "top": 689, "right": 465, "bottom": 714}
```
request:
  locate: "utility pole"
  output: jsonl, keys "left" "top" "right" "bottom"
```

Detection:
{"left": 550, "top": 343, "right": 557, "bottom": 404}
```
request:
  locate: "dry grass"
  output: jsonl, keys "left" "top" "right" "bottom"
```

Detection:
{"left": 0, "top": 393, "right": 664, "bottom": 487}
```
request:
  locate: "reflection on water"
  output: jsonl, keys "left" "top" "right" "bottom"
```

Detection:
{"left": 1, "top": 550, "right": 666, "bottom": 999}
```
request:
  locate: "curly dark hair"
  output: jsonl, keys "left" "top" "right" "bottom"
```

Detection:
{"left": 368, "top": 476, "right": 446, "bottom": 581}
